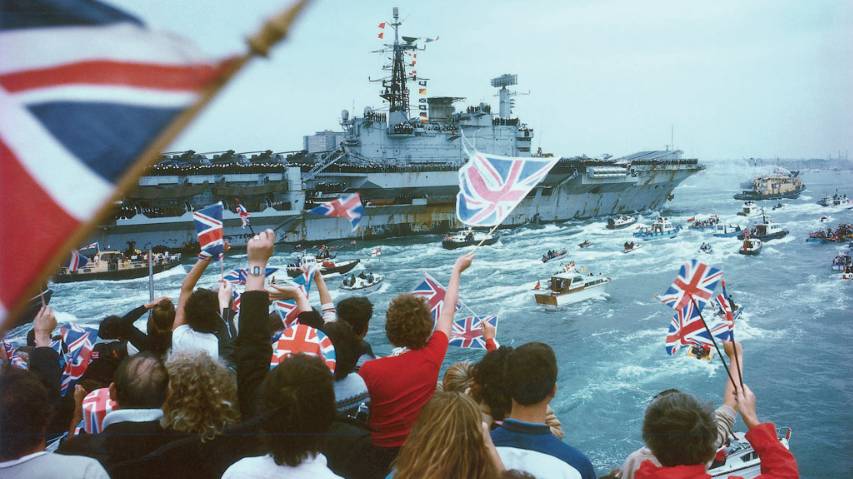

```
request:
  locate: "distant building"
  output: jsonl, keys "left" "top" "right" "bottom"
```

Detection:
{"left": 303, "top": 130, "right": 345, "bottom": 154}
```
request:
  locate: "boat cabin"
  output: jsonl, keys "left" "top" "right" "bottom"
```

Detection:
{"left": 550, "top": 272, "right": 608, "bottom": 292}
{"left": 754, "top": 222, "right": 783, "bottom": 237}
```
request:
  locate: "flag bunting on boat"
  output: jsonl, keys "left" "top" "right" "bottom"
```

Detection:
{"left": 449, "top": 314, "right": 498, "bottom": 349}
{"left": 659, "top": 259, "right": 722, "bottom": 313}
{"left": 270, "top": 324, "right": 336, "bottom": 373}
{"left": 0, "top": 0, "right": 231, "bottom": 321}
{"left": 456, "top": 141, "right": 559, "bottom": 227}
{"left": 193, "top": 202, "right": 225, "bottom": 259}
{"left": 411, "top": 272, "right": 463, "bottom": 323}
{"left": 309, "top": 193, "right": 365, "bottom": 229}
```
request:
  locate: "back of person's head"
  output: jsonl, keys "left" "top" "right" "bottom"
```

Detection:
{"left": 98, "top": 314, "right": 124, "bottom": 340}
{"left": 442, "top": 361, "right": 474, "bottom": 394}
{"left": 0, "top": 366, "right": 50, "bottom": 461}
{"left": 112, "top": 352, "right": 169, "bottom": 409}
{"left": 184, "top": 289, "right": 219, "bottom": 334}
{"left": 502, "top": 470, "right": 536, "bottom": 479}
{"left": 260, "top": 354, "right": 335, "bottom": 467}
{"left": 393, "top": 391, "right": 498, "bottom": 479}
{"left": 162, "top": 352, "right": 238, "bottom": 441}
{"left": 471, "top": 346, "right": 513, "bottom": 421}
{"left": 642, "top": 390, "right": 717, "bottom": 466}
{"left": 336, "top": 296, "right": 373, "bottom": 337}
{"left": 320, "top": 321, "right": 359, "bottom": 380}
{"left": 506, "top": 342, "right": 557, "bottom": 406}
{"left": 385, "top": 293, "right": 432, "bottom": 349}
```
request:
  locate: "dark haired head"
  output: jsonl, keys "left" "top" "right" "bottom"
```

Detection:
{"left": 642, "top": 391, "right": 717, "bottom": 466}
{"left": 336, "top": 297, "right": 374, "bottom": 337}
{"left": 506, "top": 342, "right": 557, "bottom": 406}
{"left": 260, "top": 354, "right": 335, "bottom": 467}
{"left": 321, "top": 321, "right": 359, "bottom": 380}
{"left": 112, "top": 352, "right": 169, "bottom": 409}
{"left": 471, "top": 346, "right": 513, "bottom": 421}
{"left": 385, "top": 294, "right": 432, "bottom": 350}
{"left": 296, "top": 309, "right": 324, "bottom": 330}
{"left": 184, "top": 289, "right": 219, "bottom": 334}
{"left": 98, "top": 315, "right": 124, "bottom": 340}
{"left": 148, "top": 299, "right": 176, "bottom": 336}
{"left": 0, "top": 366, "right": 51, "bottom": 461}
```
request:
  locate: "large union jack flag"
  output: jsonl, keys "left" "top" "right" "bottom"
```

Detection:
{"left": 82, "top": 387, "right": 116, "bottom": 434}
{"left": 449, "top": 314, "right": 498, "bottom": 349}
{"left": 665, "top": 301, "right": 710, "bottom": 355}
{"left": 411, "top": 272, "right": 462, "bottom": 322}
{"left": 659, "top": 259, "right": 723, "bottom": 312}
{"left": 193, "top": 202, "right": 224, "bottom": 259}
{"left": 309, "top": 193, "right": 364, "bottom": 229}
{"left": 270, "top": 324, "right": 336, "bottom": 373}
{"left": 0, "top": 0, "right": 227, "bottom": 320}
{"left": 50, "top": 323, "right": 98, "bottom": 396}
{"left": 456, "top": 149, "right": 558, "bottom": 227}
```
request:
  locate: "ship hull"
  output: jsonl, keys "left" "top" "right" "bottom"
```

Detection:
{"left": 53, "top": 259, "right": 182, "bottom": 283}
{"left": 734, "top": 187, "right": 804, "bottom": 200}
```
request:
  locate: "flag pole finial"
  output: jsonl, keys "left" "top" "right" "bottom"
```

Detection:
{"left": 247, "top": 0, "right": 311, "bottom": 57}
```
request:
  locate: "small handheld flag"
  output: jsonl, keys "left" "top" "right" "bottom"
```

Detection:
{"left": 449, "top": 315, "right": 498, "bottom": 349}
{"left": 50, "top": 323, "right": 98, "bottom": 396}
{"left": 193, "top": 202, "right": 224, "bottom": 259}
{"left": 411, "top": 272, "right": 463, "bottom": 322}
{"left": 82, "top": 387, "right": 117, "bottom": 434}
{"left": 270, "top": 324, "right": 336, "bottom": 372}
{"left": 309, "top": 193, "right": 364, "bottom": 229}
{"left": 659, "top": 259, "right": 723, "bottom": 312}
{"left": 223, "top": 267, "right": 278, "bottom": 285}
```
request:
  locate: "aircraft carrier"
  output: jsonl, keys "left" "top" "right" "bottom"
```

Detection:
{"left": 88, "top": 8, "right": 702, "bottom": 253}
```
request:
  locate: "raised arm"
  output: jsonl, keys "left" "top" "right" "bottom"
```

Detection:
{"left": 313, "top": 269, "right": 336, "bottom": 322}
{"left": 173, "top": 257, "right": 213, "bottom": 330}
{"left": 435, "top": 253, "right": 473, "bottom": 338}
{"left": 736, "top": 384, "right": 799, "bottom": 478}
{"left": 723, "top": 341, "right": 743, "bottom": 409}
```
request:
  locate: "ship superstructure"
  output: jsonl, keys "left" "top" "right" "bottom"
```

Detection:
{"left": 87, "top": 8, "right": 702, "bottom": 253}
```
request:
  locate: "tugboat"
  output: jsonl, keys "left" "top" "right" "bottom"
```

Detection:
{"left": 622, "top": 241, "right": 641, "bottom": 253}
{"left": 286, "top": 255, "right": 359, "bottom": 278}
{"left": 734, "top": 168, "right": 804, "bottom": 200}
{"left": 606, "top": 215, "right": 637, "bottom": 230}
{"left": 533, "top": 269, "right": 610, "bottom": 308}
{"left": 441, "top": 228, "right": 499, "bottom": 250}
{"left": 541, "top": 249, "right": 568, "bottom": 263}
{"left": 577, "top": 240, "right": 592, "bottom": 249}
{"left": 818, "top": 190, "right": 850, "bottom": 207}
{"left": 739, "top": 238, "right": 762, "bottom": 256}
{"left": 712, "top": 224, "right": 743, "bottom": 238}
{"left": 708, "top": 428, "right": 792, "bottom": 479}
{"left": 737, "top": 214, "right": 788, "bottom": 241}
{"left": 54, "top": 251, "right": 182, "bottom": 283}
{"left": 736, "top": 201, "right": 762, "bottom": 217}
{"left": 698, "top": 242, "right": 714, "bottom": 254}
{"left": 633, "top": 217, "right": 682, "bottom": 240}
{"left": 341, "top": 270, "right": 384, "bottom": 292}
{"left": 688, "top": 214, "right": 721, "bottom": 231}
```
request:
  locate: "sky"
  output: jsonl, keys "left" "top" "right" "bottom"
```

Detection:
{"left": 108, "top": 0, "right": 853, "bottom": 160}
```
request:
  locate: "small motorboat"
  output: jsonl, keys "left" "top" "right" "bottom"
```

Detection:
{"left": 736, "top": 201, "right": 762, "bottom": 217}
{"left": 340, "top": 271, "right": 384, "bottom": 291}
{"left": 533, "top": 270, "right": 610, "bottom": 309}
{"left": 441, "top": 228, "right": 499, "bottom": 250}
{"left": 712, "top": 224, "right": 743, "bottom": 238}
{"left": 541, "top": 249, "right": 568, "bottom": 263}
{"left": 688, "top": 214, "right": 721, "bottom": 230}
{"left": 686, "top": 343, "right": 713, "bottom": 362}
{"left": 806, "top": 224, "right": 853, "bottom": 243}
{"left": 739, "top": 238, "right": 762, "bottom": 256}
{"left": 832, "top": 253, "right": 852, "bottom": 272}
{"left": 606, "top": 215, "right": 637, "bottom": 230}
{"left": 578, "top": 240, "right": 592, "bottom": 249}
{"left": 772, "top": 202, "right": 784, "bottom": 210}
{"left": 818, "top": 190, "right": 850, "bottom": 207}
{"left": 622, "top": 241, "right": 641, "bottom": 253}
{"left": 286, "top": 255, "right": 360, "bottom": 278}
{"left": 737, "top": 214, "right": 788, "bottom": 241}
{"left": 633, "top": 216, "right": 682, "bottom": 240}
{"left": 698, "top": 242, "right": 713, "bottom": 254}
{"left": 819, "top": 216, "right": 831, "bottom": 223}
{"left": 708, "top": 428, "right": 792, "bottom": 479}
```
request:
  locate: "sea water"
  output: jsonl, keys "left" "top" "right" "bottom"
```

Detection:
{"left": 10, "top": 161, "right": 852, "bottom": 476}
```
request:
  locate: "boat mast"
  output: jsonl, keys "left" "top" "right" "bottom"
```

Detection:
{"left": 380, "top": 7, "right": 410, "bottom": 125}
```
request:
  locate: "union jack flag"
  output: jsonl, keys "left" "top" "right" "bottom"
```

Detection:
{"left": 456, "top": 149, "right": 558, "bottom": 226}
{"left": 411, "top": 272, "right": 461, "bottom": 322}
{"left": 665, "top": 301, "right": 710, "bottom": 355}
{"left": 82, "top": 242, "right": 99, "bottom": 251}
{"left": 236, "top": 204, "right": 251, "bottom": 228}
{"left": 449, "top": 315, "right": 498, "bottom": 349}
{"left": 0, "top": 0, "right": 228, "bottom": 321}
{"left": 67, "top": 250, "right": 89, "bottom": 272}
{"left": 659, "top": 259, "right": 722, "bottom": 312}
{"left": 270, "top": 324, "right": 336, "bottom": 373}
{"left": 193, "top": 202, "right": 224, "bottom": 259}
{"left": 223, "top": 267, "right": 278, "bottom": 285}
{"left": 309, "top": 193, "right": 364, "bottom": 229}
{"left": 50, "top": 323, "right": 98, "bottom": 396}
{"left": 1, "top": 340, "right": 28, "bottom": 369}
{"left": 82, "top": 387, "right": 116, "bottom": 434}
{"left": 272, "top": 268, "right": 315, "bottom": 327}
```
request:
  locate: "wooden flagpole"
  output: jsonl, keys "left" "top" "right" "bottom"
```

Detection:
{"left": 6, "top": 0, "right": 311, "bottom": 324}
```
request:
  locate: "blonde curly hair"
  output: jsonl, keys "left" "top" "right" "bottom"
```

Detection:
{"left": 161, "top": 351, "right": 238, "bottom": 442}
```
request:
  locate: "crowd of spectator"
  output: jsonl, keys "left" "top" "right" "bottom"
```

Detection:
{"left": 0, "top": 230, "right": 799, "bottom": 479}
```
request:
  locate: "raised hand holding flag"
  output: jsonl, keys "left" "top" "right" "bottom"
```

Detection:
{"left": 449, "top": 315, "right": 498, "bottom": 349}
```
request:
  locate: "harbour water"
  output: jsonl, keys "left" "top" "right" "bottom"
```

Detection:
{"left": 14, "top": 161, "right": 852, "bottom": 476}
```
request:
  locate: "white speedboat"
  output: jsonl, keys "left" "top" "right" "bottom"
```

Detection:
{"left": 606, "top": 215, "right": 637, "bottom": 229}
{"left": 709, "top": 428, "right": 792, "bottom": 479}
{"left": 441, "top": 228, "right": 498, "bottom": 249}
{"left": 818, "top": 191, "right": 849, "bottom": 207}
{"left": 533, "top": 270, "right": 610, "bottom": 308}
{"left": 736, "top": 201, "right": 762, "bottom": 217}
{"left": 340, "top": 272, "right": 384, "bottom": 291}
